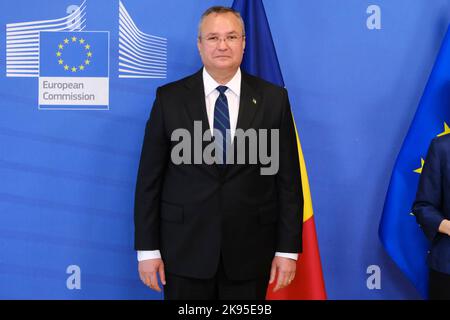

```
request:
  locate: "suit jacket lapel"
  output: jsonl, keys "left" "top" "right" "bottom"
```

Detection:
{"left": 236, "top": 73, "right": 261, "bottom": 132}
{"left": 184, "top": 69, "right": 209, "bottom": 125}
{"left": 225, "top": 72, "right": 262, "bottom": 178}
{"left": 183, "top": 69, "right": 221, "bottom": 179}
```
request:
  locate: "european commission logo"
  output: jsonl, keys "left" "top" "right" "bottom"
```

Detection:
{"left": 39, "top": 31, "right": 110, "bottom": 110}
{"left": 5, "top": 0, "right": 167, "bottom": 110}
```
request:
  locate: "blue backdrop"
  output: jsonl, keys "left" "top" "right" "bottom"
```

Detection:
{"left": 1, "top": 0, "right": 449, "bottom": 299}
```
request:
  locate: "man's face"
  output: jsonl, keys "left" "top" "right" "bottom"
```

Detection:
{"left": 197, "top": 12, "right": 245, "bottom": 74}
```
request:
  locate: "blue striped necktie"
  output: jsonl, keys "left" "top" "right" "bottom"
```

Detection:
{"left": 214, "top": 85, "right": 230, "bottom": 165}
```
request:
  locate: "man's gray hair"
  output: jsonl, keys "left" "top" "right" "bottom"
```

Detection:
{"left": 198, "top": 6, "right": 246, "bottom": 39}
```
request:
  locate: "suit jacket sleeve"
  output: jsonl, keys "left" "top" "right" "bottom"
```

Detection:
{"left": 275, "top": 88, "right": 304, "bottom": 253}
{"left": 412, "top": 138, "right": 445, "bottom": 241}
{"left": 134, "top": 88, "right": 169, "bottom": 250}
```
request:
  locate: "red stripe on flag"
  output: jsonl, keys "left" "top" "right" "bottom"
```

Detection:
{"left": 266, "top": 216, "right": 327, "bottom": 300}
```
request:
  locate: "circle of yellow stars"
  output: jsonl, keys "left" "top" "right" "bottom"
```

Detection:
{"left": 56, "top": 36, "right": 92, "bottom": 73}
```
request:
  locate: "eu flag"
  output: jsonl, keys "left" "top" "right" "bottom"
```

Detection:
{"left": 379, "top": 26, "right": 450, "bottom": 298}
{"left": 39, "top": 31, "right": 108, "bottom": 78}
{"left": 38, "top": 31, "right": 109, "bottom": 110}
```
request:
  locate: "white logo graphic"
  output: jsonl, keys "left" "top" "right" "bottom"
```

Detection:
{"left": 118, "top": 1, "right": 167, "bottom": 78}
{"left": 6, "top": 1, "right": 87, "bottom": 78}
{"left": 6, "top": 1, "right": 110, "bottom": 110}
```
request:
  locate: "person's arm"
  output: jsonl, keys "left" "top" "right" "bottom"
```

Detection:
{"left": 270, "top": 89, "right": 303, "bottom": 292}
{"left": 412, "top": 138, "right": 445, "bottom": 240}
{"left": 135, "top": 87, "right": 169, "bottom": 251}
{"left": 134, "top": 88, "right": 169, "bottom": 291}
{"left": 275, "top": 88, "right": 303, "bottom": 253}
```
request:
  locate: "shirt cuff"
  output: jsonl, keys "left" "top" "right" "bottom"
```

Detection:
{"left": 275, "top": 252, "right": 298, "bottom": 261}
{"left": 137, "top": 250, "right": 161, "bottom": 261}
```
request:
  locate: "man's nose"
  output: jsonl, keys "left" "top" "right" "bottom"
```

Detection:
{"left": 217, "top": 39, "right": 229, "bottom": 50}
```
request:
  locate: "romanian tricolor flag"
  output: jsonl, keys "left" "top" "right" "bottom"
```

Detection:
{"left": 232, "top": 0, "right": 327, "bottom": 300}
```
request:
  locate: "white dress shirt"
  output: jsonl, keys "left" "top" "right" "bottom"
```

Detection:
{"left": 137, "top": 67, "right": 298, "bottom": 262}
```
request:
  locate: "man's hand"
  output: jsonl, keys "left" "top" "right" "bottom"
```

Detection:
{"left": 269, "top": 256, "right": 296, "bottom": 292}
{"left": 138, "top": 258, "right": 166, "bottom": 292}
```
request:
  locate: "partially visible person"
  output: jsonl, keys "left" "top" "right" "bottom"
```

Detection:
{"left": 413, "top": 134, "right": 450, "bottom": 300}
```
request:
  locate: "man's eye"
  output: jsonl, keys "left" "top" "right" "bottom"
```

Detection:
{"left": 207, "top": 36, "right": 218, "bottom": 41}
{"left": 228, "top": 35, "right": 238, "bottom": 40}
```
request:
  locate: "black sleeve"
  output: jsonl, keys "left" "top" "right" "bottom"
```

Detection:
{"left": 275, "top": 88, "right": 304, "bottom": 253}
{"left": 134, "top": 88, "right": 169, "bottom": 250}
{"left": 412, "top": 138, "right": 445, "bottom": 241}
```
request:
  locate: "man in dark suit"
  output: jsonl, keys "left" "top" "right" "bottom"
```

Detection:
{"left": 413, "top": 134, "right": 450, "bottom": 300}
{"left": 134, "top": 6, "right": 303, "bottom": 300}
